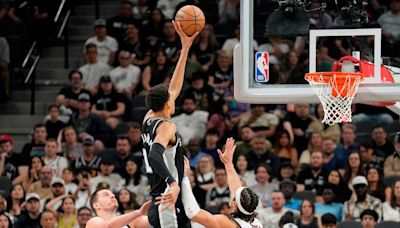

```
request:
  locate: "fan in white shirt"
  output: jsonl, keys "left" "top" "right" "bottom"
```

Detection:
{"left": 109, "top": 50, "right": 141, "bottom": 99}
{"left": 90, "top": 160, "right": 121, "bottom": 192}
{"left": 43, "top": 139, "right": 68, "bottom": 177}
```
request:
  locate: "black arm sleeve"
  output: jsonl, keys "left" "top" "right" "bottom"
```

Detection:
{"left": 148, "top": 143, "right": 175, "bottom": 184}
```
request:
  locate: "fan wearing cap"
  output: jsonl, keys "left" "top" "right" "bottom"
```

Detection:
{"left": 14, "top": 193, "right": 42, "bottom": 228}
{"left": 72, "top": 134, "right": 102, "bottom": 176}
{"left": 84, "top": 19, "right": 118, "bottom": 66}
{"left": 343, "top": 175, "right": 382, "bottom": 222}
{"left": 157, "top": 138, "right": 262, "bottom": 228}
{"left": 79, "top": 43, "right": 110, "bottom": 94}
{"left": 0, "top": 134, "right": 29, "bottom": 185}
{"left": 91, "top": 75, "right": 126, "bottom": 129}
{"left": 44, "top": 177, "right": 66, "bottom": 212}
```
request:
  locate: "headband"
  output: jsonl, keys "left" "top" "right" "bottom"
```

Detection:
{"left": 235, "top": 187, "right": 253, "bottom": 215}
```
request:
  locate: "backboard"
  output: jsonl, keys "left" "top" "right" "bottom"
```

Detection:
{"left": 234, "top": 0, "right": 400, "bottom": 105}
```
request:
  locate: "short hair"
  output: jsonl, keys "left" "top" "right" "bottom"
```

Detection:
{"left": 342, "top": 123, "right": 356, "bottom": 133}
{"left": 34, "top": 123, "right": 46, "bottom": 131}
{"left": 372, "top": 123, "right": 387, "bottom": 132}
{"left": 360, "top": 209, "right": 379, "bottom": 222}
{"left": 68, "top": 70, "right": 83, "bottom": 80}
{"left": 127, "top": 122, "right": 141, "bottom": 130}
{"left": 89, "top": 186, "right": 110, "bottom": 214}
{"left": 85, "top": 43, "right": 97, "bottom": 51}
{"left": 145, "top": 84, "right": 170, "bottom": 112}
{"left": 321, "top": 213, "right": 337, "bottom": 225}
{"left": 45, "top": 138, "right": 58, "bottom": 146}
{"left": 205, "top": 128, "right": 219, "bottom": 137}
{"left": 182, "top": 95, "right": 196, "bottom": 104}
{"left": 47, "top": 104, "right": 59, "bottom": 112}
{"left": 41, "top": 209, "right": 57, "bottom": 218}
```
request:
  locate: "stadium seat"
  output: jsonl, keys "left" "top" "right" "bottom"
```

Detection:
{"left": 376, "top": 221, "right": 400, "bottom": 228}
{"left": 0, "top": 176, "right": 12, "bottom": 198}
{"left": 337, "top": 221, "right": 363, "bottom": 228}
{"left": 292, "top": 190, "right": 316, "bottom": 202}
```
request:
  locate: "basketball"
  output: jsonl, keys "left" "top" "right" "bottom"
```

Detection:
{"left": 174, "top": 5, "right": 205, "bottom": 36}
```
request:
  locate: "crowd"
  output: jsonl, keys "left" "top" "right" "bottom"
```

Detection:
{"left": 1, "top": 0, "right": 400, "bottom": 228}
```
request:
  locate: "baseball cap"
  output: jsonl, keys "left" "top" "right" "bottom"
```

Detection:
{"left": 283, "top": 223, "right": 298, "bottom": 228}
{"left": 0, "top": 134, "right": 13, "bottom": 145}
{"left": 82, "top": 135, "right": 95, "bottom": 145}
{"left": 25, "top": 193, "right": 40, "bottom": 202}
{"left": 78, "top": 93, "right": 91, "bottom": 101}
{"left": 352, "top": 175, "right": 368, "bottom": 187}
{"left": 94, "top": 19, "right": 106, "bottom": 28}
{"left": 99, "top": 75, "right": 112, "bottom": 83}
{"left": 51, "top": 177, "right": 65, "bottom": 186}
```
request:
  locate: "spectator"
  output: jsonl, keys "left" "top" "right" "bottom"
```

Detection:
{"left": 190, "top": 23, "right": 219, "bottom": 72}
{"left": 187, "top": 138, "right": 205, "bottom": 169}
{"left": 58, "top": 126, "right": 83, "bottom": 161}
{"left": 274, "top": 130, "right": 298, "bottom": 167}
{"left": 21, "top": 123, "right": 47, "bottom": 159}
{"left": 56, "top": 70, "right": 91, "bottom": 115}
{"left": 91, "top": 75, "right": 126, "bottom": 129}
{"left": 62, "top": 168, "right": 77, "bottom": 195}
{"left": 39, "top": 210, "right": 57, "bottom": 228}
{"left": 315, "top": 184, "right": 344, "bottom": 221}
{"left": 250, "top": 163, "right": 279, "bottom": 208}
{"left": 321, "top": 213, "right": 337, "bottom": 228}
{"left": 366, "top": 167, "right": 386, "bottom": 202}
{"left": 343, "top": 176, "right": 382, "bottom": 222}
{"left": 308, "top": 103, "right": 341, "bottom": 144}
{"left": 205, "top": 167, "right": 230, "bottom": 208}
{"left": 371, "top": 124, "right": 395, "bottom": 158}
{"left": 201, "top": 128, "right": 220, "bottom": 166}
{"left": 27, "top": 166, "right": 53, "bottom": 201}
{"left": 360, "top": 209, "right": 379, "bottom": 228}
{"left": 44, "top": 105, "right": 66, "bottom": 139}
{"left": 259, "top": 190, "right": 290, "bottom": 228}
{"left": 334, "top": 124, "right": 360, "bottom": 161}
{"left": 117, "top": 188, "right": 138, "bottom": 214}
{"left": 297, "top": 150, "right": 329, "bottom": 196}
{"left": 72, "top": 170, "right": 91, "bottom": 209}
{"left": 382, "top": 180, "right": 400, "bottom": 221}
{"left": 0, "top": 37, "right": 9, "bottom": 99}
{"left": 156, "top": 0, "right": 184, "bottom": 19}
{"left": 207, "top": 50, "right": 233, "bottom": 98}
{"left": 44, "top": 177, "right": 66, "bottom": 211}
{"left": 279, "top": 211, "right": 298, "bottom": 228}
{"left": 283, "top": 104, "right": 313, "bottom": 153}
{"left": 8, "top": 184, "right": 25, "bottom": 220}
{"left": 384, "top": 132, "right": 400, "bottom": 177}
{"left": 89, "top": 160, "right": 121, "bottom": 192}
{"left": 126, "top": 122, "right": 144, "bottom": 156}
{"left": 84, "top": 19, "right": 118, "bottom": 66}
{"left": 110, "top": 136, "right": 132, "bottom": 175}
{"left": 0, "top": 213, "right": 12, "bottom": 228}
{"left": 235, "top": 126, "right": 256, "bottom": 156}
{"left": 322, "top": 137, "right": 345, "bottom": 173}
{"left": 42, "top": 139, "right": 68, "bottom": 177}
{"left": 106, "top": 1, "right": 140, "bottom": 43}
{"left": 142, "top": 8, "right": 165, "bottom": 47}
{"left": 326, "top": 170, "right": 352, "bottom": 203}
{"left": 259, "top": 37, "right": 291, "bottom": 61}
{"left": 247, "top": 137, "right": 280, "bottom": 177}
{"left": 115, "top": 157, "right": 149, "bottom": 205}
{"left": 79, "top": 43, "right": 110, "bottom": 94}
{"left": 238, "top": 104, "right": 279, "bottom": 140}
{"left": 172, "top": 95, "right": 209, "bottom": 145}
{"left": 75, "top": 207, "right": 92, "bottom": 228}
{"left": 276, "top": 162, "right": 297, "bottom": 183}
{"left": 280, "top": 51, "right": 308, "bottom": 84}
{"left": 184, "top": 72, "right": 215, "bottom": 112}
{"left": 234, "top": 153, "right": 256, "bottom": 187}
{"left": 309, "top": 1, "right": 333, "bottom": 28}
{"left": 221, "top": 24, "right": 258, "bottom": 57}
{"left": 157, "top": 20, "right": 181, "bottom": 63}
{"left": 296, "top": 199, "right": 319, "bottom": 228}
{"left": 377, "top": 0, "right": 400, "bottom": 57}
{"left": 72, "top": 135, "right": 102, "bottom": 177}
{"left": 109, "top": 50, "right": 141, "bottom": 99}
{"left": 196, "top": 154, "right": 215, "bottom": 191}
{"left": 280, "top": 180, "right": 301, "bottom": 212}
{"left": 0, "top": 134, "right": 29, "bottom": 185}
{"left": 47, "top": 195, "right": 78, "bottom": 228}
{"left": 299, "top": 132, "right": 323, "bottom": 166}
{"left": 140, "top": 50, "right": 170, "bottom": 93}
{"left": 69, "top": 93, "right": 110, "bottom": 146}
{"left": 120, "top": 22, "right": 151, "bottom": 70}
{"left": 14, "top": 193, "right": 41, "bottom": 228}
{"left": 344, "top": 151, "right": 364, "bottom": 188}
{"left": 23, "top": 156, "right": 45, "bottom": 191}
{"left": 360, "top": 141, "right": 385, "bottom": 171}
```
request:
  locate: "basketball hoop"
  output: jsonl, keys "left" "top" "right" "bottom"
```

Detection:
{"left": 305, "top": 72, "right": 364, "bottom": 125}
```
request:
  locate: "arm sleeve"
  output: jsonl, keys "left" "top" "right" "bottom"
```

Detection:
{"left": 148, "top": 143, "right": 175, "bottom": 184}
{"left": 181, "top": 176, "right": 201, "bottom": 219}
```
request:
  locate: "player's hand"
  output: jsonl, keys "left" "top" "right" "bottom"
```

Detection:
{"left": 155, "top": 182, "right": 180, "bottom": 209}
{"left": 218, "top": 137, "right": 236, "bottom": 165}
{"left": 172, "top": 20, "right": 199, "bottom": 50}
{"left": 139, "top": 200, "right": 151, "bottom": 215}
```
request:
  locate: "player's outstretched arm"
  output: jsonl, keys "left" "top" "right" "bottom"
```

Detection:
{"left": 86, "top": 201, "right": 151, "bottom": 228}
{"left": 218, "top": 137, "right": 243, "bottom": 195}
{"left": 168, "top": 20, "right": 199, "bottom": 101}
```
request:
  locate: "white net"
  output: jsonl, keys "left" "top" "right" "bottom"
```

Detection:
{"left": 306, "top": 73, "right": 363, "bottom": 125}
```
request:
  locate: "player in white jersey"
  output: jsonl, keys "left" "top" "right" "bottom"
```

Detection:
{"left": 86, "top": 187, "right": 151, "bottom": 228}
{"left": 157, "top": 138, "right": 263, "bottom": 228}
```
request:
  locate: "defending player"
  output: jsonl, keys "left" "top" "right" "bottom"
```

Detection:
{"left": 141, "top": 20, "right": 199, "bottom": 228}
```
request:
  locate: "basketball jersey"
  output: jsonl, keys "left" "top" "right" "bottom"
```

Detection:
{"left": 233, "top": 218, "right": 263, "bottom": 228}
{"left": 142, "top": 117, "right": 185, "bottom": 196}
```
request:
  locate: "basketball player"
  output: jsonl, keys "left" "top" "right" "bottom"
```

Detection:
{"left": 141, "top": 20, "right": 199, "bottom": 228}
{"left": 86, "top": 187, "right": 151, "bottom": 228}
{"left": 158, "top": 138, "right": 262, "bottom": 228}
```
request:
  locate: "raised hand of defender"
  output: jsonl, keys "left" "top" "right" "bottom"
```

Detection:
{"left": 172, "top": 20, "right": 199, "bottom": 49}
{"left": 217, "top": 137, "right": 236, "bottom": 165}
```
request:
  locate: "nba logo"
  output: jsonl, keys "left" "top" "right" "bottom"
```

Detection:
{"left": 255, "top": 52, "right": 269, "bottom": 83}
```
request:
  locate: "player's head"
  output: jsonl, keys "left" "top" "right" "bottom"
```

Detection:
{"left": 90, "top": 187, "right": 118, "bottom": 214}
{"left": 231, "top": 187, "right": 259, "bottom": 222}
{"left": 146, "top": 84, "right": 175, "bottom": 114}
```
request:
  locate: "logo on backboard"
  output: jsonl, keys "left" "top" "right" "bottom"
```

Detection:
{"left": 255, "top": 52, "right": 269, "bottom": 83}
